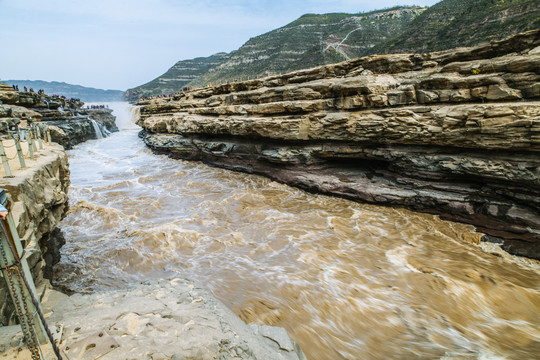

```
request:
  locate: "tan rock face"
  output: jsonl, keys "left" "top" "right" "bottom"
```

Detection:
{"left": 138, "top": 30, "right": 540, "bottom": 259}
{"left": 0, "top": 86, "right": 118, "bottom": 149}
{"left": 0, "top": 83, "right": 19, "bottom": 105}
{"left": 0, "top": 144, "right": 70, "bottom": 326}
{"left": 43, "top": 278, "right": 305, "bottom": 360}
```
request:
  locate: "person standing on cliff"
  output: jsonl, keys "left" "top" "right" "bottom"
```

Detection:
{"left": 19, "top": 113, "right": 28, "bottom": 141}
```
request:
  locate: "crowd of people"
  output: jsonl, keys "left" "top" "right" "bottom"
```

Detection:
{"left": 138, "top": 94, "right": 175, "bottom": 101}
{"left": 11, "top": 85, "right": 47, "bottom": 94}
{"left": 86, "top": 104, "right": 109, "bottom": 109}
{"left": 138, "top": 83, "right": 216, "bottom": 101}
{"left": 10, "top": 85, "right": 79, "bottom": 101}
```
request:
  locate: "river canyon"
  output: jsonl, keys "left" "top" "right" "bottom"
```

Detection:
{"left": 51, "top": 103, "right": 540, "bottom": 360}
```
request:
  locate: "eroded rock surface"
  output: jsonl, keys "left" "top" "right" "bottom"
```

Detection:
{"left": 138, "top": 30, "right": 540, "bottom": 259}
{"left": 0, "top": 84, "right": 117, "bottom": 149}
{"left": 42, "top": 278, "right": 304, "bottom": 360}
{"left": 0, "top": 144, "right": 70, "bottom": 326}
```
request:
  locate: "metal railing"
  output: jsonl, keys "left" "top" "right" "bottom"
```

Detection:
{"left": 0, "top": 189, "right": 63, "bottom": 359}
{"left": 0, "top": 123, "right": 52, "bottom": 178}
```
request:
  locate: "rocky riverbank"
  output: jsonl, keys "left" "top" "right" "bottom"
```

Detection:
{"left": 1, "top": 278, "right": 306, "bottom": 359}
{"left": 137, "top": 29, "right": 540, "bottom": 259}
{"left": 0, "top": 142, "right": 69, "bottom": 326}
{"left": 0, "top": 83, "right": 117, "bottom": 149}
{"left": 0, "top": 83, "right": 100, "bottom": 326}
{"left": 1, "top": 278, "right": 305, "bottom": 359}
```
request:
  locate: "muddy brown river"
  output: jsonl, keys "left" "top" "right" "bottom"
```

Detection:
{"left": 54, "top": 103, "right": 540, "bottom": 359}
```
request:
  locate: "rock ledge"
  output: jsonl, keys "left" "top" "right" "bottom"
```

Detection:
{"left": 1, "top": 278, "right": 306, "bottom": 360}
{"left": 137, "top": 30, "right": 540, "bottom": 259}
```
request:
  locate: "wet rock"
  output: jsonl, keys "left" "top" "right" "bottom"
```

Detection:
{"left": 42, "top": 228, "right": 66, "bottom": 281}
{"left": 46, "top": 278, "right": 306, "bottom": 360}
{"left": 48, "top": 118, "right": 110, "bottom": 149}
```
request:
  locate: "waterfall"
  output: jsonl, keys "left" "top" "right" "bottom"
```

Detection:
{"left": 89, "top": 119, "right": 105, "bottom": 139}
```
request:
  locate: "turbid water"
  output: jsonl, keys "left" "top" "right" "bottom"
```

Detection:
{"left": 54, "top": 102, "right": 540, "bottom": 360}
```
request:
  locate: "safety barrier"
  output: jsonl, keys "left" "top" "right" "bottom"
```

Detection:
{"left": 0, "top": 189, "right": 63, "bottom": 359}
{"left": 0, "top": 123, "right": 52, "bottom": 178}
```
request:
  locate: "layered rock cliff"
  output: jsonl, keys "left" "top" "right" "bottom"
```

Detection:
{"left": 137, "top": 30, "right": 540, "bottom": 259}
{"left": 47, "top": 107, "right": 116, "bottom": 149}
{"left": 0, "top": 144, "right": 70, "bottom": 326}
{"left": 0, "top": 84, "right": 117, "bottom": 149}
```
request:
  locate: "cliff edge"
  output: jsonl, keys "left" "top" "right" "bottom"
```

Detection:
{"left": 137, "top": 30, "right": 540, "bottom": 259}
{"left": 0, "top": 84, "right": 117, "bottom": 149}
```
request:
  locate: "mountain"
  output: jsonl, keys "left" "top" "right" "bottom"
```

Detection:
{"left": 187, "top": 7, "right": 425, "bottom": 88}
{"left": 127, "top": 0, "right": 540, "bottom": 101}
{"left": 124, "top": 6, "right": 424, "bottom": 101}
{"left": 369, "top": 0, "right": 540, "bottom": 54}
{"left": 4, "top": 80, "right": 123, "bottom": 102}
{"left": 123, "top": 52, "right": 229, "bottom": 103}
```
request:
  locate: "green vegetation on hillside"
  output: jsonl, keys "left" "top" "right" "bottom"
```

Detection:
{"left": 124, "top": 53, "right": 229, "bottom": 102}
{"left": 370, "top": 0, "right": 540, "bottom": 54}
{"left": 124, "top": 53, "right": 228, "bottom": 101}
{"left": 127, "top": 0, "right": 540, "bottom": 101}
{"left": 188, "top": 7, "right": 424, "bottom": 87}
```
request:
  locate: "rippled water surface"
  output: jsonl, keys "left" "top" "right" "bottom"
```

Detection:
{"left": 54, "top": 102, "right": 540, "bottom": 359}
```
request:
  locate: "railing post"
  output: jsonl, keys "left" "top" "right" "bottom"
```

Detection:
{"left": 30, "top": 127, "right": 38, "bottom": 152}
{"left": 0, "top": 189, "right": 56, "bottom": 357}
{"left": 12, "top": 133, "right": 26, "bottom": 169}
{"left": 0, "top": 141, "right": 13, "bottom": 178}
{"left": 27, "top": 133, "right": 35, "bottom": 159}
{"left": 40, "top": 124, "right": 47, "bottom": 144}
{"left": 35, "top": 125, "right": 43, "bottom": 150}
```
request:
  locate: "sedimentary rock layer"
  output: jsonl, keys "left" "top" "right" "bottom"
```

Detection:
{"left": 0, "top": 84, "right": 117, "bottom": 149}
{"left": 138, "top": 30, "right": 540, "bottom": 259}
{"left": 47, "top": 108, "right": 116, "bottom": 149}
{"left": 0, "top": 144, "right": 70, "bottom": 326}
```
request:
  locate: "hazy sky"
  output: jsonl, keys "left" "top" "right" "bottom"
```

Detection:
{"left": 0, "top": 0, "right": 440, "bottom": 91}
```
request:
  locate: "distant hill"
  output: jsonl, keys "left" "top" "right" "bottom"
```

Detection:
{"left": 123, "top": 52, "right": 229, "bottom": 103}
{"left": 124, "top": 7, "right": 424, "bottom": 101}
{"left": 127, "top": 0, "right": 540, "bottom": 101}
{"left": 188, "top": 7, "right": 425, "bottom": 87}
{"left": 4, "top": 80, "right": 124, "bottom": 102}
{"left": 369, "top": 0, "right": 540, "bottom": 54}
